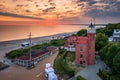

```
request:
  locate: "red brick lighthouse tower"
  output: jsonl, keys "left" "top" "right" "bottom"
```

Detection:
{"left": 75, "top": 22, "right": 96, "bottom": 66}
{"left": 87, "top": 23, "right": 96, "bottom": 65}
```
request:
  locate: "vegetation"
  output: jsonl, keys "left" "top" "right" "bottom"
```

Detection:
{"left": 95, "top": 33, "right": 108, "bottom": 51}
{"left": 77, "top": 75, "right": 86, "bottom": 80}
{"left": 113, "top": 52, "right": 120, "bottom": 74}
{"left": 54, "top": 48, "right": 75, "bottom": 78}
{"left": 96, "top": 23, "right": 120, "bottom": 37}
{"left": 99, "top": 39, "right": 120, "bottom": 75}
{"left": 97, "top": 23, "right": 120, "bottom": 80}
{"left": 66, "top": 51, "right": 75, "bottom": 63}
{"left": 6, "top": 39, "right": 65, "bottom": 59}
{"left": 50, "top": 39, "right": 65, "bottom": 46}
{"left": 95, "top": 23, "right": 120, "bottom": 52}
{"left": 76, "top": 29, "right": 87, "bottom": 36}
{"left": 6, "top": 48, "right": 29, "bottom": 59}
{"left": 98, "top": 69, "right": 120, "bottom": 80}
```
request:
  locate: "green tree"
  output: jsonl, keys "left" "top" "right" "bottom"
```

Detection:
{"left": 99, "top": 43, "right": 113, "bottom": 60}
{"left": 50, "top": 39, "right": 65, "bottom": 46}
{"left": 95, "top": 33, "right": 108, "bottom": 51}
{"left": 77, "top": 29, "right": 87, "bottom": 36}
{"left": 113, "top": 52, "right": 120, "bottom": 74}
{"left": 106, "top": 44, "right": 118, "bottom": 67}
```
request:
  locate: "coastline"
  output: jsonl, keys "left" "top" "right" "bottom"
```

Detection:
{"left": 0, "top": 32, "right": 74, "bottom": 61}
{"left": 0, "top": 32, "right": 75, "bottom": 43}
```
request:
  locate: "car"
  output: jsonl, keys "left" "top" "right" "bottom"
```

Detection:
{"left": 21, "top": 42, "right": 29, "bottom": 47}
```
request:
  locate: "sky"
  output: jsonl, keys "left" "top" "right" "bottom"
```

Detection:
{"left": 0, "top": 0, "right": 120, "bottom": 24}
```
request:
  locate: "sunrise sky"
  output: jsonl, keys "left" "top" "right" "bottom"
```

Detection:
{"left": 0, "top": 0, "right": 120, "bottom": 24}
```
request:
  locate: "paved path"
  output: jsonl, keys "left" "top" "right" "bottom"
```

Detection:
{"left": 75, "top": 60, "right": 106, "bottom": 80}
{"left": 0, "top": 52, "right": 58, "bottom": 80}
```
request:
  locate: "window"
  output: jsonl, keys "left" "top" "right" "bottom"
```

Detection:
{"left": 80, "top": 46, "right": 83, "bottom": 51}
{"left": 80, "top": 54, "right": 83, "bottom": 58}
{"left": 80, "top": 61, "right": 83, "bottom": 64}
{"left": 83, "top": 61, "right": 85, "bottom": 63}
{"left": 69, "top": 43, "right": 72, "bottom": 45}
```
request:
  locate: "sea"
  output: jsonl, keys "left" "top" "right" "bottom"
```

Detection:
{"left": 0, "top": 24, "right": 105, "bottom": 42}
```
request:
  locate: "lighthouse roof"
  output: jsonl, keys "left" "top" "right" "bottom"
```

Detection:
{"left": 89, "top": 23, "right": 94, "bottom": 28}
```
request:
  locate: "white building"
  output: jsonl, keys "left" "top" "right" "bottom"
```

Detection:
{"left": 109, "top": 29, "right": 120, "bottom": 42}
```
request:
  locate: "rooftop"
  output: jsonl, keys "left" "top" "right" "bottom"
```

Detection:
{"left": 113, "top": 29, "right": 120, "bottom": 34}
{"left": 17, "top": 47, "right": 56, "bottom": 60}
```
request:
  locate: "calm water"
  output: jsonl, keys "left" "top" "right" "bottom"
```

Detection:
{"left": 0, "top": 25, "right": 88, "bottom": 42}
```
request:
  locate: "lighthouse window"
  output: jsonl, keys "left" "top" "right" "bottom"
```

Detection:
{"left": 80, "top": 47, "right": 83, "bottom": 51}
{"left": 80, "top": 54, "right": 83, "bottom": 58}
{"left": 83, "top": 61, "right": 85, "bottom": 63}
{"left": 69, "top": 43, "right": 72, "bottom": 45}
{"left": 80, "top": 61, "right": 83, "bottom": 64}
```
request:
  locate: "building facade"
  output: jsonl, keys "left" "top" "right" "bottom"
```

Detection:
{"left": 14, "top": 47, "right": 58, "bottom": 67}
{"left": 109, "top": 29, "right": 120, "bottom": 42}
{"left": 64, "top": 23, "right": 96, "bottom": 66}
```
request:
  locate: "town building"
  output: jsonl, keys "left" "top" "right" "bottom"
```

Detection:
{"left": 14, "top": 47, "right": 58, "bottom": 67}
{"left": 109, "top": 29, "right": 120, "bottom": 42}
{"left": 64, "top": 23, "right": 96, "bottom": 66}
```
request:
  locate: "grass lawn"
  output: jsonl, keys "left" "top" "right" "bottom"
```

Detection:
{"left": 66, "top": 51, "right": 83, "bottom": 73}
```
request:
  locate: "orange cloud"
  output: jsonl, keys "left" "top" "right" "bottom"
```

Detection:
{"left": 0, "top": 15, "right": 67, "bottom": 26}
{"left": 0, "top": 15, "right": 39, "bottom": 21}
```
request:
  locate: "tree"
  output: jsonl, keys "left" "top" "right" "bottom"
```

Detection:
{"left": 95, "top": 33, "right": 108, "bottom": 51}
{"left": 99, "top": 43, "right": 113, "bottom": 60}
{"left": 50, "top": 39, "right": 65, "bottom": 46}
{"left": 113, "top": 52, "right": 120, "bottom": 74}
{"left": 77, "top": 29, "right": 87, "bottom": 36}
{"left": 106, "top": 44, "right": 118, "bottom": 67}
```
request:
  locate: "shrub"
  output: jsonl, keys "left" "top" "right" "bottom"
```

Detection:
{"left": 50, "top": 39, "right": 65, "bottom": 46}
{"left": 77, "top": 75, "right": 86, "bottom": 80}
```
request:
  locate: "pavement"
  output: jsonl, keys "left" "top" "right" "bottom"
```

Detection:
{"left": 0, "top": 51, "right": 58, "bottom": 80}
{"left": 75, "top": 59, "right": 107, "bottom": 80}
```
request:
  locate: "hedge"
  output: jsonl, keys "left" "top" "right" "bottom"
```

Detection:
{"left": 98, "top": 69, "right": 119, "bottom": 80}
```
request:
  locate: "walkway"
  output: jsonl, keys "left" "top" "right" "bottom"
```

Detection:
{"left": 0, "top": 51, "right": 58, "bottom": 80}
{"left": 75, "top": 60, "right": 106, "bottom": 80}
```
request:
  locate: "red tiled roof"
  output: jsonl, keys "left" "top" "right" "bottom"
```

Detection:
{"left": 17, "top": 47, "right": 56, "bottom": 60}
{"left": 64, "top": 36, "right": 77, "bottom": 47}
{"left": 64, "top": 36, "right": 88, "bottom": 47}
{"left": 76, "top": 37, "right": 88, "bottom": 44}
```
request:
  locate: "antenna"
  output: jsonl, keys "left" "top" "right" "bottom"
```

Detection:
{"left": 91, "top": 19, "right": 92, "bottom": 24}
{"left": 93, "top": 17, "right": 95, "bottom": 26}
{"left": 28, "top": 32, "right": 33, "bottom": 67}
